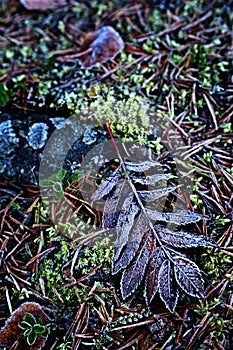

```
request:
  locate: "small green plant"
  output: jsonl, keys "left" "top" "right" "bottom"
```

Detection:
{"left": 40, "top": 169, "right": 66, "bottom": 200}
{"left": 0, "top": 82, "right": 14, "bottom": 107}
{"left": 201, "top": 250, "right": 231, "bottom": 278}
{"left": 190, "top": 193, "right": 203, "bottom": 208}
{"left": 210, "top": 317, "right": 225, "bottom": 343}
{"left": 18, "top": 312, "right": 55, "bottom": 346}
{"left": 57, "top": 340, "right": 72, "bottom": 350}
{"left": 40, "top": 168, "right": 85, "bottom": 200}
{"left": 194, "top": 298, "right": 221, "bottom": 315}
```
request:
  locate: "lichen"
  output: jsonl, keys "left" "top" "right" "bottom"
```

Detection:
{"left": 28, "top": 123, "right": 49, "bottom": 150}
{"left": 0, "top": 120, "right": 19, "bottom": 155}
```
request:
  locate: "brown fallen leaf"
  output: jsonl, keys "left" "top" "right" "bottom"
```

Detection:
{"left": 19, "top": 0, "right": 67, "bottom": 10}
{"left": 79, "top": 26, "right": 124, "bottom": 68}
{"left": 0, "top": 302, "right": 52, "bottom": 350}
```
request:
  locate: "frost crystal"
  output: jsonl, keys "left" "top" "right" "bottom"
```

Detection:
{"left": 0, "top": 120, "right": 19, "bottom": 155}
{"left": 28, "top": 123, "right": 49, "bottom": 150}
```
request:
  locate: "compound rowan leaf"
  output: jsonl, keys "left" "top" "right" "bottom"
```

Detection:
{"left": 158, "top": 260, "right": 179, "bottom": 313}
{"left": 90, "top": 148, "right": 217, "bottom": 312}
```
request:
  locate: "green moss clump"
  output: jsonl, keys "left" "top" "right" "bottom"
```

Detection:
{"left": 77, "top": 91, "right": 154, "bottom": 145}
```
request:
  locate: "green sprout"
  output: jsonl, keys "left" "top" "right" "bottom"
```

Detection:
{"left": 210, "top": 317, "right": 225, "bottom": 343}
{"left": 40, "top": 169, "right": 66, "bottom": 200}
{"left": 18, "top": 312, "right": 55, "bottom": 346}
{"left": 0, "top": 82, "right": 14, "bottom": 107}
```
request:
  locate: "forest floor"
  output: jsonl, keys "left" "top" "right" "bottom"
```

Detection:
{"left": 0, "top": 1, "right": 232, "bottom": 349}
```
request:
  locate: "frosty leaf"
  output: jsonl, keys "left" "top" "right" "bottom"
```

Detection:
{"left": 158, "top": 260, "right": 179, "bottom": 313}
{"left": 20, "top": 0, "right": 67, "bottom": 10}
{"left": 120, "top": 234, "right": 151, "bottom": 299}
{"left": 131, "top": 173, "right": 176, "bottom": 185}
{"left": 102, "top": 182, "right": 123, "bottom": 229}
{"left": 102, "top": 203, "right": 119, "bottom": 228}
{"left": 170, "top": 250, "right": 205, "bottom": 298}
{"left": 114, "top": 194, "right": 140, "bottom": 261}
{"left": 79, "top": 26, "right": 124, "bottom": 68}
{"left": 156, "top": 225, "right": 218, "bottom": 248}
{"left": 102, "top": 180, "right": 130, "bottom": 229}
{"left": 146, "top": 248, "right": 165, "bottom": 304}
{"left": 146, "top": 209, "right": 208, "bottom": 225}
{"left": 89, "top": 133, "right": 217, "bottom": 312}
{"left": 91, "top": 167, "right": 120, "bottom": 201}
{"left": 112, "top": 213, "right": 149, "bottom": 273}
{"left": 116, "top": 194, "right": 139, "bottom": 235}
{"left": 113, "top": 241, "right": 139, "bottom": 274}
{"left": 138, "top": 185, "right": 180, "bottom": 202}
{"left": 124, "top": 160, "right": 160, "bottom": 172}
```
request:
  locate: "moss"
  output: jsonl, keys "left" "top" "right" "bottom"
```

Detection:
{"left": 74, "top": 238, "right": 113, "bottom": 275}
{"left": 201, "top": 249, "right": 231, "bottom": 280}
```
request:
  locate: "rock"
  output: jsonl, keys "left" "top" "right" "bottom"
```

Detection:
{"left": 0, "top": 110, "right": 105, "bottom": 184}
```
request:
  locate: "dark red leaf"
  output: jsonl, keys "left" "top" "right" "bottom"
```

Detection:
{"left": 155, "top": 225, "right": 218, "bottom": 248}
{"left": 158, "top": 259, "right": 179, "bottom": 313}
{"left": 138, "top": 185, "right": 180, "bottom": 202}
{"left": 170, "top": 250, "right": 206, "bottom": 298}
{"left": 146, "top": 209, "right": 209, "bottom": 225}
{"left": 20, "top": 0, "right": 67, "bottom": 10}
{"left": 120, "top": 233, "right": 152, "bottom": 299}
{"left": 146, "top": 247, "right": 165, "bottom": 304}
{"left": 0, "top": 302, "right": 52, "bottom": 350}
{"left": 79, "top": 26, "right": 124, "bottom": 68}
